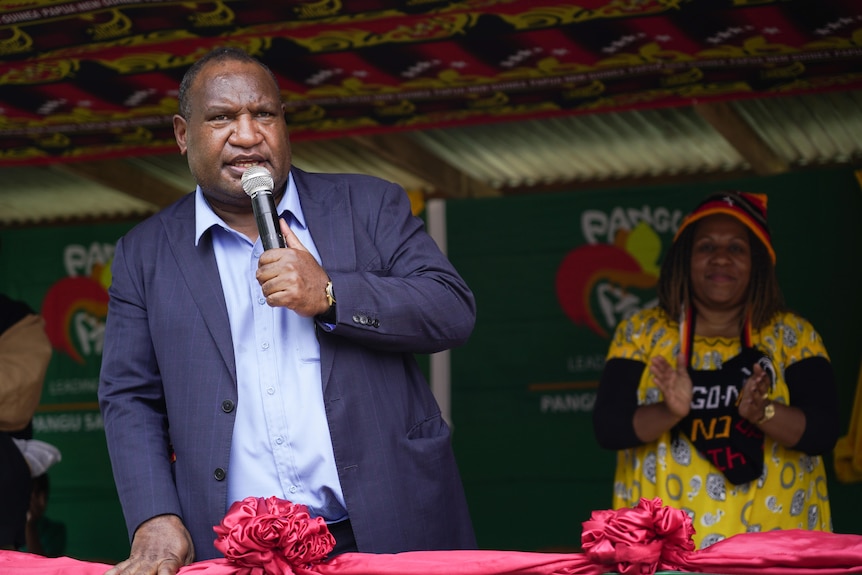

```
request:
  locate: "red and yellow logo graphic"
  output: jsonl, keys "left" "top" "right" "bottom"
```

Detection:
{"left": 555, "top": 222, "right": 662, "bottom": 339}
{"left": 41, "top": 265, "right": 111, "bottom": 364}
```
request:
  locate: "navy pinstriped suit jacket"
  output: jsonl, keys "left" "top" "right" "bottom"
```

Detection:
{"left": 98, "top": 167, "right": 477, "bottom": 560}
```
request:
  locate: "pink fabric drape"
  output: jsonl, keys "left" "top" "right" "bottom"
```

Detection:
{"left": 3, "top": 497, "right": 861, "bottom": 575}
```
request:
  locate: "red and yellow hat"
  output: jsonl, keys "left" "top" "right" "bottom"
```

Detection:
{"left": 673, "top": 191, "right": 776, "bottom": 264}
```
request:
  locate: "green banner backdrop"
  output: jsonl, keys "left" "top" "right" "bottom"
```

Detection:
{"left": 0, "top": 167, "right": 859, "bottom": 561}
{"left": 446, "top": 167, "right": 862, "bottom": 552}
{"left": 0, "top": 222, "right": 136, "bottom": 561}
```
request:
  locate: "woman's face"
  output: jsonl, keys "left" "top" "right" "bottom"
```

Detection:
{"left": 689, "top": 214, "right": 752, "bottom": 313}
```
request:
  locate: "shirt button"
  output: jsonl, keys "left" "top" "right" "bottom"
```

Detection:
{"left": 275, "top": 437, "right": 283, "bottom": 445}
{"left": 214, "top": 468, "right": 226, "bottom": 481}
{"left": 261, "top": 342, "right": 270, "bottom": 350}
{"left": 221, "top": 400, "right": 235, "bottom": 413}
{"left": 258, "top": 296, "right": 266, "bottom": 305}
{"left": 266, "top": 387, "right": 275, "bottom": 395}
{"left": 289, "top": 486, "right": 297, "bottom": 494}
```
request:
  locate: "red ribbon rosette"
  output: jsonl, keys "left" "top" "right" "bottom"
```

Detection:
{"left": 213, "top": 496, "right": 336, "bottom": 575}
{"left": 580, "top": 497, "right": 696, "bottom": 575}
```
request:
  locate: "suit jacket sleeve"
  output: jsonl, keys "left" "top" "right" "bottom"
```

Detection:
{"left": 97, "top": 230, "right": 183, "bottom": 540}
{"left": 305, "top": 172, "right": 475, "bottom": 354}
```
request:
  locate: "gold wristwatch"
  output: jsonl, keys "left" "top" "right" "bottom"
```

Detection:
{"left": 324, "top": 280, "right": 336, "bottom": 307}
{"left": 757, "top": 401, "right": 775, "bottom": 425}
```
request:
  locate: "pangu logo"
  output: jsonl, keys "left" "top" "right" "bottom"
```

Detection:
{"left": 555, "top": 206, "right": 682, "bottom": 338}
{"left": 41, "top": 243, "right": 113, "bottom": 364}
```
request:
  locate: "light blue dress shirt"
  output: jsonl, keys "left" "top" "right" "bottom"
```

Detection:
{"left": 194, "top": 173, "right": 346, "bottom": 522}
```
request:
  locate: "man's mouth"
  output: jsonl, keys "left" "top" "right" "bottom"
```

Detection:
{"left": 233, "top": 161, "right": 263, "bottom": 168}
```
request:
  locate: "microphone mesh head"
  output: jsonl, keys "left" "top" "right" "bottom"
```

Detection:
{"left": 240, "top": 166, "right": 274, "bottom": 197}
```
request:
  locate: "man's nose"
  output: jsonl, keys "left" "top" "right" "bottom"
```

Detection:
{"left": 230, "top": 115, "right": 261, "bottom": 145}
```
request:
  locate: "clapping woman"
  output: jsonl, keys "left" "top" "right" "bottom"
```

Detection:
{"left": 593, "top": 191, "right": 840, "bottom": 549}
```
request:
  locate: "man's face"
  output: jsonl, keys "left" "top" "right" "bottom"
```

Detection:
{"left": 173, "top": 58, "right": 291, "bottom": 214}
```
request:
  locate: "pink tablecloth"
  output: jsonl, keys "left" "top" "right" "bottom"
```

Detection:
{"left": 3, "top": 497, "right": 861, "bottom": 575}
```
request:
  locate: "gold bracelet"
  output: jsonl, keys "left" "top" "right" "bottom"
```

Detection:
{"left": 757, "top": 401, "right": 775, "bottom": 425}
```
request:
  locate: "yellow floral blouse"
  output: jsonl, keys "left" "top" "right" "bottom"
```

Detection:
{"left": 605, "top": 307, "right": 833, "bottom": 549}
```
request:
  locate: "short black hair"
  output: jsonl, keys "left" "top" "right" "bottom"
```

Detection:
{"left": 177, "top": 46, "right": 280, "bottom": 119}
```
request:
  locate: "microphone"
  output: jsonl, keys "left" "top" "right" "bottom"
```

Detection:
{"left": 241, "top": 166, "right": 286, "bottom": 250}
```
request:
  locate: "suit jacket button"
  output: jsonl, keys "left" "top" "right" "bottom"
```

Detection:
{"left": 214, "top": 468, "right": 226, "bottom": 481}
{"left": 352, "top": 314, "right": 361, "bottom": 324}
{"left": 372, "top": 319, "right": 380, "bottom": 328}
{"left": 221, "top": 400, "right": 235, "bottom": 413}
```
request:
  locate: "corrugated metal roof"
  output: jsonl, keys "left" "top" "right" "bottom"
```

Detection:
{"left": 291, "top": 139, "right": 433, "bottom": 194}
{"left": 1, "top": 89, "right": 861, "bottom": 227}
{"left": 412, "top": 109, "right": 740, "bottom": 187}
{"left": 0, "top": 165, "right": 158, "bottom": 227}
{"left": 739, "top": 90, "right": 862, "bottom": 166}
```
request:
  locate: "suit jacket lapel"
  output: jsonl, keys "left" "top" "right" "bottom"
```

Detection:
{"left": 293, "top": 168, "right": 354, "bottom": 271}
{"left": 162, "top": 197, "right": 237, "bottom": 384}
{"left": 293, "top": 168, "right": 354, "bottom": 392}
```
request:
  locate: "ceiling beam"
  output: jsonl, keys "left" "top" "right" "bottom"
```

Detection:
{"left": 349, "top": 134, "right": 500, "bottom": 198}
{"left": 54, "top": 159, "right": 189, "bottom": 208}
{"left": 693, "top": 101, "right": 789, "bottom": 176}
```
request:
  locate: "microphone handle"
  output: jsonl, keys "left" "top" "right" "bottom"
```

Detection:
{"left": 250, "top": 190, "right": 286, "bottom": 250}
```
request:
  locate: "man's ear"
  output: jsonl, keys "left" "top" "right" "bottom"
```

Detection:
{"left": 173, "top": 114, "right": 188, "bottom": 155}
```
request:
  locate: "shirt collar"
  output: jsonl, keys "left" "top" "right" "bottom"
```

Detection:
{"left": 194, "top": 170, "right": 303, "bottom": 245}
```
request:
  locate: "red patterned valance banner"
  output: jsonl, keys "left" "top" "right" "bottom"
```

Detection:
{"left": 1, "top": 0, "right": 861, "bottom": 166}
